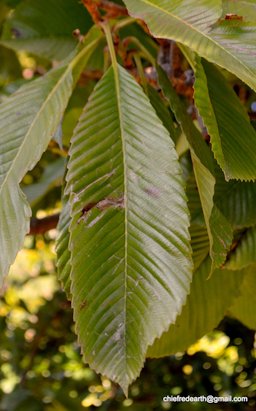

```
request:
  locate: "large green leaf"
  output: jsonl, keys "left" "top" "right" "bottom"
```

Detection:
{"left": 194, "top": 59, "right": 256, "bottom": 181}
{"left": 1, "top": 0, "right": 92, "bottom": 60}
{"left": 0, "top": 27, "right": 103, "bottom": 286}
{"left": 157, "top": 66, "right": 233, "bottom": 271}
{"left": 147, "top": 257, "right": 245, "bottom": 357}
{"left": 66, "top": 63, "right": 192, "bottom": 393}
{"left": 228, "top": 266, "right": 256, "bottom": 330}
{"left": 225, "top": 227, "right": 256, "bottom": 270}
{"left": 124, "top": 0, "right": 256, "bottom": 91}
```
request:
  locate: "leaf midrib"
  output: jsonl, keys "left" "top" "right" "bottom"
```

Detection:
{"left": 111, "top": 62, "right": 128, "bottom": 377}
{"left": 132, "top": 0, "right": 255, "bottom": 81}
{"left": 0, "top": 37, "right": 100, "bottom": 199}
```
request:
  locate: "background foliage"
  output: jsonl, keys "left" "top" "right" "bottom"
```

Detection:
{"left": 0, "top": 245, "right": 255, "bottom": 410}
{"left": 0, "top": 0, "right": 256, "bottom": 408}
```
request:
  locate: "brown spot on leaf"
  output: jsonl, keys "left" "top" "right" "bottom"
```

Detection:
{"left": 78, "top": 196, "right": 124, "bottom": 224}
{"left": 79, "top": 300, "right": 88, "bottom": 312}
{"left": 224, "top": 13, "right": 243, "bottom": 20}
{"left": 96, "top": 196, "right": 124, "bottom": 211}
{"left": 144, "top": 187, "right": 161, "bottom": 198}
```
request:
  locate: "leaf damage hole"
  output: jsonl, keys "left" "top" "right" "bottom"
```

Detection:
{"left": 78, "top": 196, "right": 125, "bottom": 224}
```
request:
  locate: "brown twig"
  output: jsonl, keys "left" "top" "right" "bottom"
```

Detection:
{"left": 81, "top": 0, "right": 103, "bottom": 24}
{"left": 82, "top": 0, "right": 128, "bottom": 23}
{"left": 98, "top": 0, "right": 128, "bottom": 17}
{"left": 29, "top": 214, "right": 60, "bottom": 235}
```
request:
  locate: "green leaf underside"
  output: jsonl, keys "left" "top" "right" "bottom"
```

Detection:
{"left": 147, "top": 257, "right": 245, "bottom": 357}
{"left": 1, "top": 0, "right": 92, "bottom": 60}
{"left": 229, "top": 266, "right": 256, "bottom": 330}
{"left": 157, "top": 66, "right": 232, "bottom": 271}
{"left": 56, "top": 197, "right": 72, "bottom": 298}
{"left": 194, "top": 59, "right": 256, "bottom": 181}
{"left": 192, "top": 154, "right": 233, "bottom": 271}
{"left": 0, "top": 26, "right": 103, "bottom": 285}
{"left": 124, "top": 0, "right": 256, "bottom": 91}
{"left": 225, "top": 227, "right": 256, "bottom": 270}
{"left": 67, "top": 64, "right": 192, "bottom": 393}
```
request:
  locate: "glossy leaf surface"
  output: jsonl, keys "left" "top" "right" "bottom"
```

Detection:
{"left": 66, "top": 63, "right": 192, "bottom": 393}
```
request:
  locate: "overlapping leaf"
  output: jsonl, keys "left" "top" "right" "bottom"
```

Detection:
{"left": 194, "top": 59, "right": 256, "bottom": 180}
{"left": 66, "top": 63, "right": 192, "bottom": 393}
{"left": 157, "top": 66, "right": 233, "bottom": 271}
{"left": 228, "top": 266, "right": 256, "bottom": 330}
{"left": 0, "top": 26, "right": 103, "bottom": 285}
{"left": 147, "top": 257, "right": 245, "bottom": 357}
{"left": 191, "top": 154, "right": 233, "bottom": 271}
{"left": 124, "top": 0, "right": 256, "bottom": 91}
{"left": 1, "top": 0, "right": 92, "bottom": 60}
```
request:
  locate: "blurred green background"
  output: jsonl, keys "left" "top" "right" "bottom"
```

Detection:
{"left": 0, "top": 235, "right": 255, "bottom": 411}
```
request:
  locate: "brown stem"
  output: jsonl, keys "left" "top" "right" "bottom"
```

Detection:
{"left": 82, "top": 0, "right": 103, "bottom": 24}
{"left": 82, "top": 0, "right": 128, "bottom": 23}
{"left": 29, "top": 213, "right": 60, "bottom": 235}
{"left": 98, "top": 0, "right": 128, "bottom": 17}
